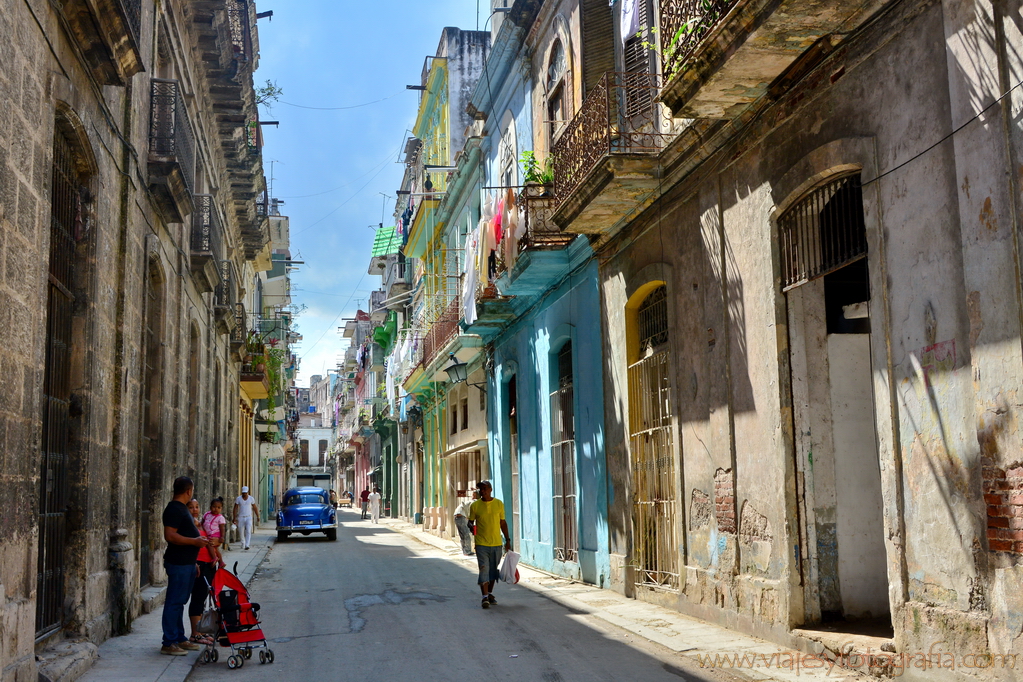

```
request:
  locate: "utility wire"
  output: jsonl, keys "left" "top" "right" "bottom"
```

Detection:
{"left": 279, "top": 91, "right": 403, "bottom": 111}
{"left": 300, "top": 272, "right": 367, "bottom": 361}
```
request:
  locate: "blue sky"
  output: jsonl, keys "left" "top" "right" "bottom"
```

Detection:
{"left": 254, "top": 0, "right": 482, "bottom": 386}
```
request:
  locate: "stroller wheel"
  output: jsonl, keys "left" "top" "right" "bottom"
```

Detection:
{"left": 267, "top": 649, "right": 275, "bottom": 664}
{"left": 210, "top": 648, "right": 219, "bottom": 662}
{"left": 199, "top": 649, "right": 210, "bottom": 664}
{"left": 227, "top": 655, "right": 240, "bottom": 669}
{"left": 259, "top": 650, "right": 266, "bottom": 664}
{"left": 243, "top": 647, "right": 252, "bottom": 659}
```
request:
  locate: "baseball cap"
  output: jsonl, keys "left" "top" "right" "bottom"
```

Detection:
{"left": 477, "top": 480, "right": 492, "bottom": 489}
{"left": 241, "top": 486, "right": 249, "bottom": 493}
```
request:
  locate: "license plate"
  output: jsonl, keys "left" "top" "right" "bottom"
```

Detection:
{"left": 298, "top": 520, "right": 313, "bottom": 525}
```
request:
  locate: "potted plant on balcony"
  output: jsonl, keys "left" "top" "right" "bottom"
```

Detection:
{"left": 520, "top": 151, "right": 554, "bottom": 190}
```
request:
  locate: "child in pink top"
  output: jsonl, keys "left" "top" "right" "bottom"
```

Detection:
{"left": 202, "top": 498, "right": 228, "bottom": 547}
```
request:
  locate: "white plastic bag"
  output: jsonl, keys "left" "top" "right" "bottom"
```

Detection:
{"left": 499, "top": 550, "right": 520, "bottom": 584}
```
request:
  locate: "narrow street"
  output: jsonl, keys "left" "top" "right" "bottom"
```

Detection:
{"left": 189, "top": 509, "right": 724, "bottom": 682}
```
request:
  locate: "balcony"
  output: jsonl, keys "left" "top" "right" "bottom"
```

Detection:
{"left": 241, "top": 187, "right": 270, "bottom": 259}
{"left": 190, "top": 195, "right": 224, "bottom": 292}
{"left": 148, "top": 79, "right": 196, "bottom": 223}
{"left": 214, "top": 261, "right": 237, "bottom": 335}
{"left": 551, "top": 72, "right": 680, "bottom": 234}
{"left": 240, "top": 365, "right": 270, "bottom": 399}
{"left": 658, "top": 0, "right": 886, "bottom": 119}
{"left": 383, "top": 258, "right": 412, "bottom": 308}
{"left": 227, "top": 0, "right": 254, "bottom": 64}
{"left": 61, "top": 0, "right": 143, "bottom": 85}
{"left": 422, "top": 296, "right": 461, "bottom": 366}
{"left": 229, "top": 304, "right": 248, "bottom": 360}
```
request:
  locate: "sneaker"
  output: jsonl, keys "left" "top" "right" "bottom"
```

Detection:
{"left": 177, "top": 640, "right": 200, "bottom": 651}
{"left": 487, "top": 594, "right": 497, "bottom": 605}
{"left": 481, "top": 598, "right": 490, "bottom": 609}
{"left": 161, "top": 645, "right": 187, "bottom": 656}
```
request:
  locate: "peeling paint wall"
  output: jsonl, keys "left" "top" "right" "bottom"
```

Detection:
{"left": 597, "top": 0, "right": 1023, "bottom": 673}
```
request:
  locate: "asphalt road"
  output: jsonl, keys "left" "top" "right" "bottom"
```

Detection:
{"left": 189, "top": 508, "right": 731, "bottom": 682}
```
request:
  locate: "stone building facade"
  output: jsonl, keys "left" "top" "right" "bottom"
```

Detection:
{"left": 0, "top": 0, "right": 270, "bottom": 678}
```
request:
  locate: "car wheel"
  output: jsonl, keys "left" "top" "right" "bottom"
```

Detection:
{"left": 326, "top": 529, "right": 337, "bottom": 541}
{"left": 276, "top": 531, "right": 288, "bottom": 542}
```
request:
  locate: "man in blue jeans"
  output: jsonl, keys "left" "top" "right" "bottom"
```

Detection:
{"left": 160, "top": 476, "right": 210, "bottom": 656}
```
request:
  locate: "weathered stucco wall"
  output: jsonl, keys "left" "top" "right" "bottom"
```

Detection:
{"left": 600, "top": 0, "right": 1023, "bottom": 672}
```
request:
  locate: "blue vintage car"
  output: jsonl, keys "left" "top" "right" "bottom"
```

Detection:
{"left": 276, "top": 487, "right": 337, "bottom": 541}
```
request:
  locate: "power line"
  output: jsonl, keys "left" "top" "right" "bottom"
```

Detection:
{"left": 279, "top": 91, "right": 403, "bottom": 111}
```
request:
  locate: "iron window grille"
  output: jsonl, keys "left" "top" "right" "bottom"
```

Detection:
{"left": 778, "top": 173, "right": 867, "bottom": 291}
{"left": 638, "top": 285, "right": 669, "bottom": 352}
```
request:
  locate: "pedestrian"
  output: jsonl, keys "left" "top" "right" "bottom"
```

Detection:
{"left": 453, "top": 490, "right": 477, "bottom": 556}
{"left": 187, "top": 498, "right": 224, "bottom": 645}
{"left": 201, "top": 497, "right": 228, "bottom": 552}
{"left": 160, "top": 476, "right": 210, "bottom": 655}
{"left": 329, "top": 489, "right": 339, "bottom": 509}
{"left": 360, "top": 487, "right": 370, "bottom": 519}
{"left": 468, "top": 480, "right": 512, "bottom": 609}
{"left": 369, "top": 487, "right": 381, "bottom": 523}
{"left": 233, "top": 486, "right": 259, "bottom": 550}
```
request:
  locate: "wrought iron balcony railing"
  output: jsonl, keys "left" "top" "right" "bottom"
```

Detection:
{"left": 215, "top": 260, "right": 236, "bottom": 310}
{"left": 660, "top": 0, "right": 739, "bottom": 81}
{"left": 256, "top": 188, "right": 269, "bottom": 217}
{"left": 121, "top": 0, "right": 142, "bottom": 42}
{"left": 423, "top": 296, "right": 461, "bottom": 365}
{"left": 227, "top": 0, "right": 253, "bottom": 63}
{"left": 520, "top": 184, "right": 574, "bottom": 250}
{"left": 550, "top": 72, "right": 676, "bottom": 209}
{"left": 149, "top": 79, "right": 196, "bottom": 195}
{"left": 191, "top": 195, "right": 224, "bottom": 260}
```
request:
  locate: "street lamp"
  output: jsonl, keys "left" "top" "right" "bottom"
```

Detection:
{"left": 443, "top": 354, "right": 487, "bottom": 391}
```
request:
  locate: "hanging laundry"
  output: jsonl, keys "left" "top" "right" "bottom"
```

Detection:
{"left": 504, "top": 187, "right": 518, "bottom": 269}
{"left": 621, "top": 0, "right": 640, "bottom": 46}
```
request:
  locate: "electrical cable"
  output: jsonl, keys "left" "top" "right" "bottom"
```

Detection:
{"left": 279, "top": 91, "right": 403, "bottom": 111}
{"left": 276, "top": 153, "right": 395, "bottom": 199}
{"left": 299, "top": 271, "right": 367, "bottom": 360}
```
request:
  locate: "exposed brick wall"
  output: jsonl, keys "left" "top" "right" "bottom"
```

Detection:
{"left": 983, "top": 461, "right": 1023, "bottom": 553}
{"left": 714, "top": 467, "right": 736, "bottom": 534}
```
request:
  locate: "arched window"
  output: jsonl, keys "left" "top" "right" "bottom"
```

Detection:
{"left": 498, "top": 118, "right": 517, "bottom": 189}
{"left": 547, "top": 39, "right": 569, "bottom": 143}
{"left": 38, "top": 124, "right": 90, "bottom": 634}
{"left": 638, "top": 284, "right": 668, "bottom": 353}
{"left": 626, "top": 283, "right": 677, "bottom": 590}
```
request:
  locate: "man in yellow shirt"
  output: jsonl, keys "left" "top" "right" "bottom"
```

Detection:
{"left": 468, "top": 480, "right": 512, "bottom": 609}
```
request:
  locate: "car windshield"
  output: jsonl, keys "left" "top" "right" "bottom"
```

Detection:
{"left": 285, "top": 494, "right": 325, "bottom": 506}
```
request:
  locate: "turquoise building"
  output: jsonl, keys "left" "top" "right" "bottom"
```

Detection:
{"left": 463, "top": 0, "right": 609, "bottom": 585}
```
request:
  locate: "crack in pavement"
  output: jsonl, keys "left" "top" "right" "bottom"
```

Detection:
{"left": 343, "top": 590, "right": 446, "bottom": 633}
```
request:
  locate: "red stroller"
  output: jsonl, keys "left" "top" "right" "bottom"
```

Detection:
{"left": 199, "top": 564, "right": 276, "bottom": 669}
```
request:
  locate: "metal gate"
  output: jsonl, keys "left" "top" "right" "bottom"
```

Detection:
{"left": 37, "top": 130, "right": 80, "bottom": 635}
{"left": 629, "top": 286, "right": 679, "bottom": 590}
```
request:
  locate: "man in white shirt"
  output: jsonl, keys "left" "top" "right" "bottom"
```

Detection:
{"left": 233, "top": 486, "right": 259, "bottom": 550}
{"left": 368, "top": 487, "right": 381, "bottom": 524}
{"left": 453, "top": 490, "right": 477, "bottom": 555}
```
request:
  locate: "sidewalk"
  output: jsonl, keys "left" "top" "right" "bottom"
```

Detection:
{"left": 378, "top": 517, "right": 880, "bottom": 682}
{"left": 76, "top": 524, "right": 275, "bottom": 682}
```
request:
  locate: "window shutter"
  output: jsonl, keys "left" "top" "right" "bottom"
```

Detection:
{"left": 581, "top": 0, "right": 615, "bottom": 97}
